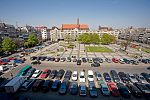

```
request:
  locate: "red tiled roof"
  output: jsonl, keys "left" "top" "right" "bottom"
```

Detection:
{"left": 62, "top": 24, "right": 89, "bottom": 29}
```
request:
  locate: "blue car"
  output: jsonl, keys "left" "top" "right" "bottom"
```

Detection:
{"left": 103, "top": 73, "right": 111, "bottom": 82}
{"left": 51, "top": 80, "right": 61, "bottom": 91}
{"left": 101, "top": 83, "right": 110, "bottom": 96}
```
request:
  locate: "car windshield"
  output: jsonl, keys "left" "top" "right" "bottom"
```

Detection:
{"left": 73, "top": 74, "right": 77, "bottom": 77}
{"left": 89, "top": 75, "right": 93, "bottom": 78}
{"left": 98, "top": 74, "right": 101, "bottom": 77}
{"left": 131, "top": 76, "right": 135, "bottom": 79}
{"left": 43, "top": 72, "right": 48, "bottom": 74}
{"left": 103, "top": 88, "right": 108, "bottom": 91}
{"left": 80, "top": 76, "right": 84, "bottom": 78}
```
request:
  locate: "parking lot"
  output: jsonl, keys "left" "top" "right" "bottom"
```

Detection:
{"left": 0, "top": 41, "right": 150, "bottom": 100}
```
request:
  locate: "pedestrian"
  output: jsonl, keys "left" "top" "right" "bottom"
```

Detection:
{"left": 83, "top": 69, "right": 85, "bottom": 72}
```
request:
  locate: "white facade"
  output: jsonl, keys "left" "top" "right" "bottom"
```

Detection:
{"left": 41, "top": 28, "right": 50, "bottom": 40}
{"left": 50, "top": 27, "right": 120, "bottom": 42}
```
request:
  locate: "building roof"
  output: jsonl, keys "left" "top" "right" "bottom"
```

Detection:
{"left": 62, "top": 24, "right": 89, "bottom": 30}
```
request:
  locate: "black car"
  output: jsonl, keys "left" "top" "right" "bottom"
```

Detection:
{"left": 118, "top": 72, "right": 130, "bottom": 83}
{"left": 126, "top": 83, "right": 142, "bottom": 98}
{"left": 91, "top": 62, "right": 100, "bottom": 67}
{"left": 59, "top": 81, "right": 69, "bottom": 95}
{"left": 64, "top": 70, "right": 72, "bottom": 80}
{"left": 30, "top": 56, "right": 37, "bottom": 60}
{"left": 82, "top": 58, "right": 87, "bottom": 63}
{"left": 110, "top": 70, "right": 120, "bottom": 83}
{"left": 89, "top": 82, "right": 98, "bottom": 98}
{"left": 56, "top": 69, "right": 65, "bottom": 79}
{"left": 134, "top": 83, "right": 150, "bottom": 100}
{"left": 69, "top": 82, "right": 78, "bottom": 95}
{"left": 51, "top": 80, "right": 61, "bottom": 91}
{"left": 24, "top": 68, "right": 36, "bottom": 79}
{"left": 103, "top": 73, "right": 111, "bottom": 82}
{"left": 19, "top": 79, "right": 36, "bottom": 91}
{"left": 116, "top": 83, "right": 131, "bottom": 98}
{"left": 41, "top": 80, "right": 53, "bottom": 92}
{"left": 141, "top": 73, "right": 150, "bottom": 83}
{"left": 31, "top": 60, "right": 41, "bottom": 64}
{"left": 77, "top": 60, "right": 81, "bottom": 65}
{"left": 141, "top": 59, "right": 149, "bottom": 64}
{"left": 0, "top": 79, "right": 10, "bottom": 92}
{"left": 49, "top": 70, "right": 57, "bottom": 79}
{"left": 32, "top": 79, "right": 44, "bottom": 92}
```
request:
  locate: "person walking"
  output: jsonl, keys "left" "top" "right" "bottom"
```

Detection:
{"left": 10, "top": 73, "right": 13, "bottom": 78}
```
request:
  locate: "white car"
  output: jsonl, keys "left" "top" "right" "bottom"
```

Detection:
{"left": 127, "top": 73, "right": 138, "bottom": 83}
{"left": 32, "top": 70, "right": 42, "bottom": 78}
{"left": 79, "top": 71, "right": 86, "bottom": 83}
{"left": 72, "top": 71, "right": 78, "bottom": 81}
{"left": 88, "top": 70, "right": 94, "bottom": 82}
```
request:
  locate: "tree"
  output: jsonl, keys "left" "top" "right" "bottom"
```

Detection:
{"left": 90, "top": 33, "right": 100, "bottom": 44}
{"left": 64, "top": 34, "right": 72, "bottom": 44}
{"left": 24, "top": 34, "right": 38, "bottom": 47}
{"left": 100, "top": 33, "right": 116, "bottom": 45}
{"left": 2, "top": 38, "right": 17, "bottom": 53}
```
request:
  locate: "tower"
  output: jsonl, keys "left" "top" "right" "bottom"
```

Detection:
{"left": 77, "top": 18, "right": 80, "bottom": 29}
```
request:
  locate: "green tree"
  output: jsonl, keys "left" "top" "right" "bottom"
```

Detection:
{"left": 2, "top": 38, "right": 17, "bottom": 53}
{"left": 90, "top": 33, "right": 100, "bottom": 44}
{"left": 100, "top": 33, "right": 116, "bottom": 45}
{"left": 24, "top": 34, "right": 38, "bottom": 47}
{"left": 64, "top": 34, "right": 72, "bottom": 44}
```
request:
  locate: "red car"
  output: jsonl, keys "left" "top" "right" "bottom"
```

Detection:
{"left": 8, "top": 57, "right": 16, "bottom": 60}
{"left": 0, "top": 61, "right": 8, "bottom": 65}
{"left": 107, "top": 82, "right": 120, "bottom": 97}
{"left": 112, "top": 58, "right": 119, "bottom": 63}
{"left": 40, "top": 69, "right": 51, "bottom": 78}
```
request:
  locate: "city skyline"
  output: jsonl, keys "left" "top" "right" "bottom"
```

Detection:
{"left": 0, "top": 0, "right": 150, "bottom": 29}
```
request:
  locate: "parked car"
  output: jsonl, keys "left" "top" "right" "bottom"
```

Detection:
{"left": 105, "top": 58, "right": 111, "bottom": 63}
{"left": 24, "top": 68, "right": 36, "bottom": 79}
{"left": 19, "top": 79, "right": 35, "bottom": 91}
{"left": 82, "top": 58, "right": 87, "bottom": 63}
{"left": 134, "top": 74, "right": 148, "bottom": 84}
{"left": 103, "top": 72, "right": 111, "bottom": 82}
{"left": 60, "top": 58, "right": 66, "bottom": 62}
{"left": 88, "top": 70, "right": 94, "bottom": 82}
{"left": 127, "top": 73, "right": 138, "bottom": 83}
{"left": 66, "top": 57, "right": 71, "bottom": 62}
{"left": 118, "top": 72, "right": 130, "bottom": 83}
{"left": 59, "top": 81, "right": 69, "bottom": 95}
{"left": 134, "top": 82, "right": 150, "bottom": 99}
{"left": 101, "top": 83, "right": 110, "bottom": 96}
{"left": 94, "top": 71, "right": 102, "bottom": 81}
{"left": 126, "top": 83, "right": 142, "bottom": 98}
{"left": 30, "top": 56, "right": 37, "bottom": 60}
{"left": 32, "top": 70, "right": 42, "bottom": 78}
{"left": 141, "top": 72, "right": 150, "bottom": 83}
{"left": 89, "top": 82, "right": 98, "bottom": 98}
{"left": 31, "top": 60, "right": 41, "bottom": 65}
{"left": 72, "top": 58, "right": 77, "bottom": 62}
{"left": 64, "top": 70, "right": 72, "bottom": 80}
{"left": 88, "top": 58, "right": 93, "bottom": 63}
{"left": 91, "top": 62, "right": 100, "bottom": 67}
{"left": 32, "top": 79, "right": 44, "bottom": 92}
{"left": 51, "top": 80, "right": 61, "bottom": 91}
{"left": 79, "top": 84, "right": 87, "bottom": 96}
{"left": 40, "top": 69, "right": 51, "bottom": 78}
{"left": 49, "top": 70, "right": 57, "bottom": 79}
{"left": 56, "top": 69, "right": 65, "bottom": 80}
{"left": 107, "top": 82, "right": 120, "bottom": 97}
{"left": 119, "top": 59, "right": 125, "bottom": 64}
{"left": 55, "top": 58, "right": 60, "bottom": 62}
{"left": 79, "top": 71, "right": 86, "bottom": 83}
{"left": 116, "top": 83, "right": 131, "bottom": 98}
{"left": 69, "top": 82, "right": 78, "bottom": 95}
{"left": 16, "top": 65, "right": 32, "bottom": 76}
{"left": 72, "top": 71, "right": 78, "bottom": 81}
{"left": 110, "top": 70, "right": 120, "bottom": 83}
{"left": 112, "top": 58, "right": 119, "bottom": 63}
{"left": 77, "top": 60, "right": 81, "bottom": 65}
{"left": 41, "top": 80, "right": 53, "bottom": 92}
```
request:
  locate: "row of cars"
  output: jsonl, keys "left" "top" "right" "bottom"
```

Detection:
{"left": 0, "top": 57, "right": 26, "bottom": 75}
{"left": 30, "top": 56, "right": 150, "bottom": 66}
{"left": 1, "top": 65, "right": 149, "bottom": 99}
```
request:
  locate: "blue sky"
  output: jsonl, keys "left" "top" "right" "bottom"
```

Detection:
{"left": 0, "top": 0, "right": 150, "bottom": 29}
